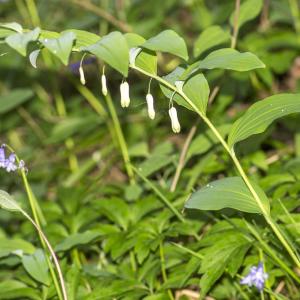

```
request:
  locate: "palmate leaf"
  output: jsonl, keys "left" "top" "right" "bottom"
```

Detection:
{"left": 185, "top": 176, "right": 270, "bottom": 214}
{"left": 228, "top": 93, "right": 300, "bottom": 148}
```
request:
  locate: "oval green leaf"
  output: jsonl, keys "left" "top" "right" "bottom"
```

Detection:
{"left": 230, "top": 0, "right": 263, "bottom": 29}
{"left": 192, "top": 48, "right": 265, "bottom": 72}
{"left": 228, "top": 93, "right": 300, "bottom": 148}
{"left": 5, "top": 28, "right": 40, "bottom": 56}
{"left": 41, "top": 31, "right": 76, "bottom": 65}
{"left": 142, "top": 30, "right": 188, "bottom": 61}
{"left": 22, "top": 249, "right": 49, "bottom": 285}
{"left": 0, "top": 190, "right": 21, "bottom": 212}
{"left": 81, "top": 31, "right": 129, "bottom": 76}
{"left": 185, "top": 176, "right": 270, "bottom": 214}
{"left": 193, "top": 25, "right": 230, "bottom": 57}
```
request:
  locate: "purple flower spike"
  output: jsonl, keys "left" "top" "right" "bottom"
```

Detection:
{"left": 240, "top": 262, "right": 268, "bottom": 292}
{"left": 0, "top": 147, "right": 6, "bottom": 168}
{"left": 5, "top": 153, "right": 18, "bottom": 172}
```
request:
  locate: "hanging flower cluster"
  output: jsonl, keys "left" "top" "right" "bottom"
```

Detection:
{"left": 240, "top": 262, "right": 268, "bottom": 291}
{"left": 0, "top": 145, "right": 26, "bottom": 173}
{"left": 75, "top": 54, "right": 182, "bottom": 133}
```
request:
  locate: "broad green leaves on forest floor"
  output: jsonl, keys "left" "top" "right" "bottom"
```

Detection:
{"left": 0, "top": 238, "right": 35, "bottom": 258}
{"left": 22, "top": 249, "right": 49, "bottom": 285}
{"left": 141, "top": 30, "right": 188, "bottom": 61}
{"left": 228, "top": 94, "right": 300, "bottom": 148}
{"left": 82, "top": 31, "right": 129, "bottom": 76}
{"left": 0, "top": 89, "right": 34, "bottom": 114}
{"left": 185, "top": 177, "right": 270, "bottom": 214}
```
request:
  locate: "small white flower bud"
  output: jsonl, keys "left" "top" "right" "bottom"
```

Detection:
{"left": 169, "top": 107, "right": 181, "bottom": 133}
{"left": 120, "top": 81, "right": 130, "bottom": 108}
{"left": 146, "top": 93, "right": 155, "bottom": 119}
{"left": 79, "top": 66, "right": 86, "bottom": 85}
{"left": 101, "top": 74, "right": 108, "bottom": 96}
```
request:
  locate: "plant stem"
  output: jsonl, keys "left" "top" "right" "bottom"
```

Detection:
{"left": 231, "top": 0, "right": 241, "bottom": 48}
{"left": 159, "top": 240, "right": 174, "bottom": 300}
{"left": 132, "top": 166, "right": 185, "bottom": 223}
{"left": 18, "top": 206, "right": 68, "bottom": 300}
{"left": 21, "top": 172, "right": 64, "bottom": 300}
{"left": 130, "top": 64, "right": 300, "bottom": 270}
{"left": 170, "top": 125, "right": 197, "bottom": 192}
{"left": 104, "top": 92, "right": 135, "bottom": 184}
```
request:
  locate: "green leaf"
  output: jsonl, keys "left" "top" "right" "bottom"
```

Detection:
{"left": 193, "top": 25, "right": 230, "bottom": 57}
{"left": 55, "top": 231, "right": 101, "bottom": 252}
{"left": 228, "top": 94, "right": 300, "bottom": 148}
{"left": 0, "top": 89, "right": 34, "bottom": 114}
{"left": 41, "top": 31, "right": 76, "bottom": 65}
{"left": 142, "top": 30, "right": 188, "bottom": 61}
{"left": 0, "top": 238, "right": 35, "bottom": 258}
{"left": 135, "top": 49, "right": 157, "bottom": 75}
{"left": 65, "top": 29, "right": 100, "bottom": 50}
{"left": 230, "top": 0, "right": 263, "bottom": 29}
{"left": 192, "top": 48, "right": 265, "bottom": 72}
{"left": 0, "top": 22, "right": 23, "bottom": 33}
{"left": 124, "top": 33, "right": 145, "bottom": 48}
{"left": 82, "top": 31, "right": 129, "bottom": 76}
{"left": 0, "top": 280, "right": 40, "bottom": 300}
{"left": 185, "top": 176, "right": 270, "bottom": 214}
{"left": 5, "top": 28, "right": 40, "bottom": 56}
{"left": 199, "top": 231, "right": 250, "bottom": 296}
{"left": 182, "top": 73, "right": 210, "bottom": 114}
{"left": 22, "top": 249, "right": 49, "bottom": 285}
{"left": 0, "top": 190, "right": 21, "bottom": 212}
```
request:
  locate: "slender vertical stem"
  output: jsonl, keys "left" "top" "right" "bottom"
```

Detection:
{"left": 159, "top": 240, "right": 174, "bottom": 300}
{"left": 21, "top": 172, "right": 64, "bottom": 300}
{"left": 24, "top": 0, "right": 41, "bottom": 27}
{"left": 170, "top": 125, "right": 197, "bottom": 192}
{"left": 289, "top": 0, "right": 300, "bottom": 37}
{"left": 231, "top": 0, "right": 241, "bottom": 49}
{"left": 104, "top": 92, "right": 135, "bottom": 184}
{"left": 19, "top": 208, "right": 68, "bottom": 300}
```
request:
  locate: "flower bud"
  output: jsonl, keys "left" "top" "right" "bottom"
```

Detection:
{"left": 120, "top": 81, "right": 130, "bottom": 108}
{"left": 169, "top": 107, "right": 181, "bottom": 133}
{"left": 79, "top": 66, "right": 86, "bottom": 85}
{"left": 101, "top": 74, "right": 108, "bottom": 96}
{"left": 146, "top": 93, "right": 155, "bottom": 119}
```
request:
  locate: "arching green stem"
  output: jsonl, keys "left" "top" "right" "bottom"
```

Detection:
{"left": 129, "top": 64, "right": 300, "bottom": 270}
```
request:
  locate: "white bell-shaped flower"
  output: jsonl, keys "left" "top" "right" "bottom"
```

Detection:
{"left": 120, "top": 81, "right": 130, "bottom": 108}
{"left": 146, "top": 93, "right": 155, "bottom": 119}
{"left": 79, "top": 66, "right": 86, "bottom": 85}
{"left": 101, "top": 74, "right": 108, "bottom": 96}
{"left": 169, "top": 107, "right": 181, "bottom": 133}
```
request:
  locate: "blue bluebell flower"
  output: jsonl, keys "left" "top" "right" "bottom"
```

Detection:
{"left": 240, "top": 262, "right": 268, "bottom": 291}
{"left": 5, "top": 153, "right": 18, "bottom": 172}
{"left": 0, "top": 147, "right": 6, "bottom": 168}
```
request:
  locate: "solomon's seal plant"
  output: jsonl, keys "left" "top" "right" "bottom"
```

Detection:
{"left": 1, "top": 1, "right": 300, "bottom": 298}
